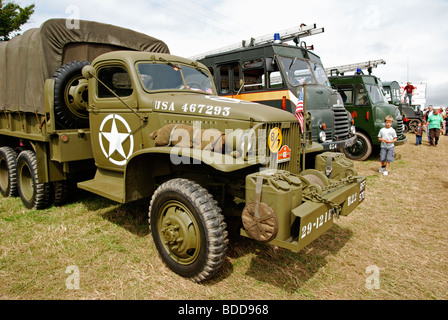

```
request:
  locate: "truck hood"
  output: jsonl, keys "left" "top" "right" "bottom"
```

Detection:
{"left": 140, "top": 93, "right": 297, "bottom": 122}
{"left": 373, "top": 103, "right": 402, "bottom": 120}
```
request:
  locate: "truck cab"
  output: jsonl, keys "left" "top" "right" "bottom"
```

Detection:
{"left": 196, "top": 26, "right": 356, "bottom": 154}
{"left": 329, "top": 74, "right": 407, "bottom": 160}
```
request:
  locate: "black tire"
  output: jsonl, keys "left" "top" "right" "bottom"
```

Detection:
{"left": 16, "top": 150, "right": 51, "bottom": 209}
{"left": 149, "top": 178, "right": 228, "bottom": 282}
{"left": 0, "top": 146, "right": 18, "bottom": 197}
{"left": 403, "top": 123, "right": 409, "bottom": 134}
{"left": 52, "top": 180, "right": 69, "bottom": 206}
{"left": 341, "top": 131, "right": 373, "bottom": 161}
{"left": 52, "top": 60, "right": 91, "bottom": 129}
{"left": 408, "top": 119, "right": 419, "bottom": 133}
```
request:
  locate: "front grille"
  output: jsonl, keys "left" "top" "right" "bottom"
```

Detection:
{"left": 332, "top": 106, "right": 350, "bottom": 141}
{"left": 261, "top": 122, "right": 301, "bottom": 174}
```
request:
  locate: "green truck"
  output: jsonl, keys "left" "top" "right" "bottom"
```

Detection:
{"left": 326, "top": 61, "right": 407, "bottom": 160}
{"left": 195, "top": 25, "right": 357, "bottom": 156}
{"left": 0, "top": 19, "right": 366, "bottom": 282}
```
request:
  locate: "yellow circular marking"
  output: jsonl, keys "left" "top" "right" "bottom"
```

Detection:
{"left": 269, "top": 127, "right": 282, "bottom": 153}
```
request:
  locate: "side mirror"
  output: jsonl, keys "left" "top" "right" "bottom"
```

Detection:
{"left": 265, "top": 57, "right": 275, "bottom": 72}
{"left": 82, "top": 65, "right": 96, "bottom": 79}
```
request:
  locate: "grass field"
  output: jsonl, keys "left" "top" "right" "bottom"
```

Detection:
{"left": 1, "top": 133, "right": 447, "bottom": 300}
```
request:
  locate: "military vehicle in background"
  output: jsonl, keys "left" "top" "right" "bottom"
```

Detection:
{"left": 0, "top": 19, "right": 366, "bottom": 282}
{"left": 326, "top": 60, "right": 406, "bottom": 161}
{"left": 382, "top": 80, "right": 423, "bottom": 133}
{"left": 193, "top": 24, "right": 357, "bottom": 159}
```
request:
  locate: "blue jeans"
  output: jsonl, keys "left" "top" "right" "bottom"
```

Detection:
{"left": 405, "top": 93, "right": 412, "bottom": 105}
{"left": 416, "top": 135, "right": 422, "bottom": 145}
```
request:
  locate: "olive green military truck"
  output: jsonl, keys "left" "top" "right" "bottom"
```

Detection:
{"left": 194, "top": 25, "right": 357, "bottom": 156}
{"left": 0, "top": 19, "right": 366, "bottom": 282}
{"left": 326, "top": 60, "right": 407, "bottom": 161}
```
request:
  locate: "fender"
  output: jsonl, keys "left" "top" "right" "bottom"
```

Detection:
{"left": 123, "top": 147, "right": 261, "bottom": 202}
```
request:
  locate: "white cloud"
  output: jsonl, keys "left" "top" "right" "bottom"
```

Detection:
{"left": 16, "top": 0, "right": 448, "bottom": 105}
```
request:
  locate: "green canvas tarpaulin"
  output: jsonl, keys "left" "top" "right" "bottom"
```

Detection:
{"left": 0, "top": 19, "right": 170, "bottom": 114}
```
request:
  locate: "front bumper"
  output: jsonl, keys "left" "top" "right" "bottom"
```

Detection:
{"left": 321, "top": 135, "right": 357, "bottom": 151}
{"left": 241, "top": 170, "right": 366, "bottom": 252}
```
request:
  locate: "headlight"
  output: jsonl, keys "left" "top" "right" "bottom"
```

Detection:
{"left": 225, "top": 128, "right": 256, "bottom": 157}
{"left": 319, "top": 131, "right": 326, "bottom": 142}
{"left": 351, "top": 125, "right": 356, "bottom": 135}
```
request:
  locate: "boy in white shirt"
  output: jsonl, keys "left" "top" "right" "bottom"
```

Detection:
{"left": 378, "top": 115, "right": 397, "bottom": 176}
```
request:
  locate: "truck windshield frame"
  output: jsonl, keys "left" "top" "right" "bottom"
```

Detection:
{"left": 309, "top": 61, "right": 331, "bottom": 87}
{"left": 278, "top": 56, "right": 317, "bottom": 87}
{"left": 136, "top": 62, "right": 214, "bottom": 94}
{"left": 366, "top": 84, "right": 388, "bottom": 104}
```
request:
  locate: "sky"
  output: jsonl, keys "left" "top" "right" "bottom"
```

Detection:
{"left": 14, "top": 0, "right": 448, "bottom": 107}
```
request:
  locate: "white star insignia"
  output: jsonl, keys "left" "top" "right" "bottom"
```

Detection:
{"left": 101, "top": 118, "right": 130, "bottom": 159}
{"left": 98, "top": 114, "right": 134, "bottom": 166}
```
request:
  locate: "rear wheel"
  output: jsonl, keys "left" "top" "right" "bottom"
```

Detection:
{"left": 342, "top": 131, "right": 372, "bottom": 161}
{"left": 16, "top": 150, "right": 51, "bottom": 209}
{"left": 408, "top": 119, "right": 419, "bottom": 133}
{"left": 52, "top": 180, "right": 69, "bottom": 206}
{"left": 149, "top": 178, "right": 228, "bottom": 282}
{"left": 0, "top": 146, "right": 18, "bottom": 197}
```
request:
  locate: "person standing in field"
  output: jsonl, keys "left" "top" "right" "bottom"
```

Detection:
{"left": 427, "top": 108, "right": 444, "bottom": 146}
{"left": 445, "top": 107, "right": 448, "bottom": 135}
{"left": 425, "top": 105, "right": 434, "bottom": 142}
{"left": 441, "top": 107, "right": 447, "bottom": 135}
{"left": 415, "top": 120, "right": 424, "bottom": 146}
{"left": 378, "top": 115, "right": 397, "bottom": 176}
{"left": 403, "top": 82, "right": 415, "bottom": 106}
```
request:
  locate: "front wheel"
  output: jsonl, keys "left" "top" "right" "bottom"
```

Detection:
{"left": 341, "top": 131, "right": 373, "bottom": 161}
{"left": 149, "top": 178, "right": 228, "bottom": 282}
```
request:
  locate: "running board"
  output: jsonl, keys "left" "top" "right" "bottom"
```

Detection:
{"left": 77, "top": 169, "right": 124, "bottom": 203}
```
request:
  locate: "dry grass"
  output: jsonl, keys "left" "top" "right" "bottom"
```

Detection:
{"left": 0, "top": 133, "right": 447, "bottom": 300}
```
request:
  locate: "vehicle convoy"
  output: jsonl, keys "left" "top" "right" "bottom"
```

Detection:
{"left": 0, "top": 19, "right": 366, "bottom": 282}
{"left": 193, "top": 24, "right": 357, "bottom": 156}
{"left": 382, "top": 80, "right": 423, "bottom": 133}
{"left": 326, "top": 60, "right": 407, "bottom": 161}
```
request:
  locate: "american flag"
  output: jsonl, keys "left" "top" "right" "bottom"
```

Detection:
{"left": 295, "top": 88, "right": 304, "bottom": 133}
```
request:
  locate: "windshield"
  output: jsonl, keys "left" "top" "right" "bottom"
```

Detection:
{"left": 279, "top": 56, "right": 314, "bottom": 86}
{"left": 137, "top": 62, "right": 214, "bottom": 94}
{"left": 310, "top": 62, "right": 331, "bottom": 87}
{"left": 391, "top": 87, "right": 401, "bottom": 102}
{"left": 366, "top": 84, "right": 388, "bottom": 104}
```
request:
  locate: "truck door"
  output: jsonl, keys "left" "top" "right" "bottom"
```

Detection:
{"left": 88, "top": 64, "right": 141, "bottom": 171}
{"left": 337, "top": 84, "right": 372, "bottom": 133}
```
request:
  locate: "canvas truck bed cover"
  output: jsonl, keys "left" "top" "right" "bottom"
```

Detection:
{"left": 0, "top": 19, "right": 170, "bottom": 114}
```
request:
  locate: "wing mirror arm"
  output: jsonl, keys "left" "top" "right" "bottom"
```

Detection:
{"left": 235, "top": 79, "right": 244, "bottom": 99}
{"left": 81, "top": 66, "right": 147, "bottom": 123}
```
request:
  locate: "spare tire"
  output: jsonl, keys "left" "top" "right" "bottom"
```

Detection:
{"left": 52, "top": 61, "right": 91, "bottom": 129}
